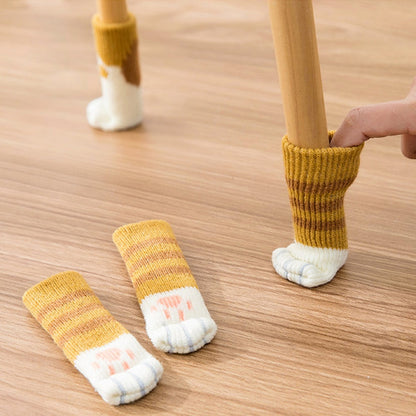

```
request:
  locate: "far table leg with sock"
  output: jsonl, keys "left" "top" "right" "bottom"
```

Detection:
{"left": 87, "top": 0, "right": 143, "bottom": 131}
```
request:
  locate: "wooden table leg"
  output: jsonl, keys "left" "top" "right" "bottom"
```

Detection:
{"left": 97, "top": 0, "right": 128, "bottom": 23}
{"left": 269, "top": 0, "right": 328, "bottom": 148}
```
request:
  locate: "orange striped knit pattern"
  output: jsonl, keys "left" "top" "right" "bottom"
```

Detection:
{"left": 92, "top": 13, "right": 140, "bottom": 86}
{"left": 23, "top": 271, "right": 127, "bottom": 362}
{"left": 272, "top": 135, "right": 364, "bottom": 288}
{"left": 113, "top": 221, "right": 198, "bottom": 302}
{"left": 22, "top": 271, "right": 163, "bottom": 404}
{"left": 113, "top": 220, "right": 217, "bottom": 354}
{"left": 283, "top": 133, "right": 364, "bottom": 250}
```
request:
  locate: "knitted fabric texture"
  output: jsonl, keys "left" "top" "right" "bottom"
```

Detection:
{"left": 113, "top": 220, "right": 217, "bottom": 354}
{"left": 23, "top": 271, "right": 162, "bottom": 405}
{"left": 92, "top": 13, "right": 140, "bottom": 85}
{"left": 283, "top": 133, "right": 363, "bottom": 249}
{"left": 87, "top": 13, "right": 142, "bottom": 131}
{"left": 272, "top": 133, "right": 364, "bottom": 288}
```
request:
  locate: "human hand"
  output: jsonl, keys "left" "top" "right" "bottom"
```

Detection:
{"left": 330, "top": 77, "right": 416, "bottom": 158}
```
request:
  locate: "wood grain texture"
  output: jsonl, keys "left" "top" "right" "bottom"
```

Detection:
{"left": 0, "top": 1, "right": 415, "bottom": 415}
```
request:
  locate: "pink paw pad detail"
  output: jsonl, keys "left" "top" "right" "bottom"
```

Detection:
{"left": 152, "top": 295, "right": 193, "bottom": 322}
{"left": 91, "top": 347, "right": 136, "bottom": 375}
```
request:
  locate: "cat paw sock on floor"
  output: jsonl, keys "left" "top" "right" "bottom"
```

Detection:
{"left": 113, "top": 220, "right": 217, "bottom": 354}
{"left": 23, "top": 271, "right": 162, "bottom": 405}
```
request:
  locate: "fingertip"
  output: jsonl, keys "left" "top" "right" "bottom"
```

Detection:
{"left": 401, "top": 134, "right": 416, "bottom": 158}
{"left": 329, "top": 132, "right": 338, "bottom": 147}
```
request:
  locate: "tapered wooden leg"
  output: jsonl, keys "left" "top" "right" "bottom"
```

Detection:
{"left": 269, "top": 0, "right": 328, "bottom": 148}
{"left": 97, "top": 0, "right": 128, "bottom": 23}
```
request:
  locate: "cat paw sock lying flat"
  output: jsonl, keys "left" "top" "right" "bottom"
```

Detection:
{"left": 113, "top": 220, "right": 217, "bottom": 354}
{"left": 23, "top": 271, "right": 162, "bottom": 405}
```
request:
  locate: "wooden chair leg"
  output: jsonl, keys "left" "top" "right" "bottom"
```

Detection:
{"left": 269, "top": 0, "right": 328, "bottom": 148}
{"left": 96, "top": 0, "right": 128, "bottom": 23}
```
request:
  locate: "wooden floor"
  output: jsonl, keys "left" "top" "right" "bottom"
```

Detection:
{"left": 1, "top": 1, "right": 415, "bottom": 415}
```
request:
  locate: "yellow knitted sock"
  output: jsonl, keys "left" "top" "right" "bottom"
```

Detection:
{"left": 86, "top": 13, "right": 142, "bottom": 131}
{"left": 272, "top": 132, "right": 364, "bottom": 287}
{"left": 113, "top": 220, "right": 217, "bottom": 354}
{"left": 23, "top": 271, "right": 162, "bottom": 405}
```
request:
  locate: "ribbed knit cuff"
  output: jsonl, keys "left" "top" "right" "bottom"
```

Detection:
{"left": 92, "top": 13, "right": 137, "bottom": 67}
{"left": 113, "top": 220, "right": 176, "bottom": 254}
{"left": 282, "top": 132, "right": 364, "bottom": 249}
{"left": 113, "top": 220, "right": 199, "bottom": 301}
{"left": 23, "top": 271, "right": 127, "bottom": 362}
{"left": 23, "top": 271, "right": 91, "bottom": 320}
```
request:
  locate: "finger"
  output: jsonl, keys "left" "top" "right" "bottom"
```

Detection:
{"left": 331, "top": 108, "right": 367, "bottom": 147}
{"left": 401, "top": 133, "right": 416, "bottom": 158}
{"left": 331, "top": 100, "right": 412, "bottom": 147}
